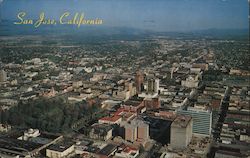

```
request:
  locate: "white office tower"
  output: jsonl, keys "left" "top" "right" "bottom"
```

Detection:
{"left": 0, "top": 69, "right": 7, "bottom": 82}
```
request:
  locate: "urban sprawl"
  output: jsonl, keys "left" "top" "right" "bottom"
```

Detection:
{"left": 0, "top": 35, "right": 249, "bottom": 158}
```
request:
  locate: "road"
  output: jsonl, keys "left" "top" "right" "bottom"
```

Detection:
{"left": 208, "top": 86, "right": 231, "bottom": 158}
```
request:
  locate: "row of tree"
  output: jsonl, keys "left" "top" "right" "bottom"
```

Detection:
{"left": 0, "top": 97, "right": 100, "bottom": 133}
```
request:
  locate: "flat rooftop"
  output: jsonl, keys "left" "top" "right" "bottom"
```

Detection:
{"left": 0, "top": 138, "right": 42, "bottom": 152}
{"left": 172, "top": 115, "right": 192, "bottom": 128}
{"left": 97, "top": 144, "right": 117, "bottom": 156}
{"left": 123, "top": 101, "right": 140, "bottom": 106}
{"left": 47, "top": 140, "right": 74, "bottom": 152}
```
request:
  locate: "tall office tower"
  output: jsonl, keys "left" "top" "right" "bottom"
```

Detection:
{"left": 154, "top": 78, "right": 160, "bottom": 93}
{"left": 147, "top": 78, "right": 155, "bottom": 93}
{"left": 125, "top": 124, "right": 137, "bottom": 142}
{"left": 135, "top": 71, "right": 144, "bottom": 94}
{"left": 170, "top": 115, "right": 193, "bottom": 149}
{"left": 146, "top": 77, "right": 159, "bottom": 94}
{"left": 137, "top": 120, "right": 149, "bottom": 141}
{"left": 124, "top": 119, "right": 149, "bottom": 143}
{"left": 0, "top": 69, "right": 7, "bottom": 82}
{"left": 177, "top": 108, "right": 212, "bottom": 136}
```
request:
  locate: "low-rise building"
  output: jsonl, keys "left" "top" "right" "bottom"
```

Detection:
{"left": 0, "top": 124, "right": 11, "bottom": 133}
{"left": 115, "top": 144, "right": 139, "bottom": 158}
{"left": 46, "top": 141, "right": 75, "bottom": 158}
{"left": 89, "top": 124, "right": 113, "bottom": 141}
{"left": 99, "top": 115, "right": 122, "bottom": 125}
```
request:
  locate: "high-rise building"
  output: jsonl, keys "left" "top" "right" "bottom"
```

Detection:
{"left": 125, "top": 81, "right": 136, "bottom": 97}
{"left": 146, "top": 77, "right": 159, "bottom": 94}
{"left": 137, "top": 120, "right": 149, "bottom": 141}
{"left": 147, "top": 78, "right": 154, "bottom": 93}
{"left": 170, "top": 115, "right": 193, "bottom": 149}
{"left": 135, "top": 71, "right": 144, "bottom": 94}
{"left": 0, "top": 69, "right": 7, "bottom": 82}
{"left": 154, "top": 78, "right": 160, "bottom": 93}
{"left": 124, "top": 118, "right": 149, "bottom": 143}
{"left": 177, "top": 108, "right": 212, "bottom": 136}
{"left": 125, "top": 124, "right": 137, "bottom": 142}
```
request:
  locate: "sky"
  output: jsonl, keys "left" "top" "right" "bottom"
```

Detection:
{"left": 0, "top": 0, "right": 249, "bottom": 32}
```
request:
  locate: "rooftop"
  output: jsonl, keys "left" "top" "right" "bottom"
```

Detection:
{"left": 91, "top": 123, "right": 113, "bottom": 133}
{"left": 47, "top": 140, "right": 74, "bottom": 152}
{"left": 123, "top": 100, "right": 142, "bottom": 107}
{"left": 172, "top": 115, "right": 192, "bottom": 128}
{"left": 97, "top": 144, "right": 117, "bottom": 156}
{"left": 0, "top": 138, "right": 42, "bottom": 152}
{"left": 99, "top": 115, "right": 121, "bottom": 123}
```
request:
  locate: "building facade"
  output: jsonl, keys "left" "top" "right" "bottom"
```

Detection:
{"left": 177, "top": 109, "right": 212, "bottom": 136}
{"left": 170, "top": 115, "right": 193, "bottom": 149}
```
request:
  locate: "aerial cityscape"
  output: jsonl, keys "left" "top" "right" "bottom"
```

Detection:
{"left": 0, "top": 0, "right": 249, "bottom": 158}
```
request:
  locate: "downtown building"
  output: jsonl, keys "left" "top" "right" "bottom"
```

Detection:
{"left": 170, "top": 115, "right": 193, "bottom": 149}
{"left": 177, "top": 107, "right": 212, "bottom": 136}
{"left": 123, "top": 118, "right": 150, "bottom": 146}
{"left": 0, "top": 69, "right": 7, "bottom": 82}
{"left": 135, "top": 71, "right": 144, "bottom": 94}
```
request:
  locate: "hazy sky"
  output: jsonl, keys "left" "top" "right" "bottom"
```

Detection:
{"left": 0, "top": 0, "right": 249, "bottom": 32}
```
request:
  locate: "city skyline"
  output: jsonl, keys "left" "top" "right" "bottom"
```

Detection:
{"left": 0, "top": 1, "right": 249, "bottom": 158}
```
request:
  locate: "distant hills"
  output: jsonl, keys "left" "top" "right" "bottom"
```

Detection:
{"left": 0, "top": 20, "right": 248, "bottom": 40}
